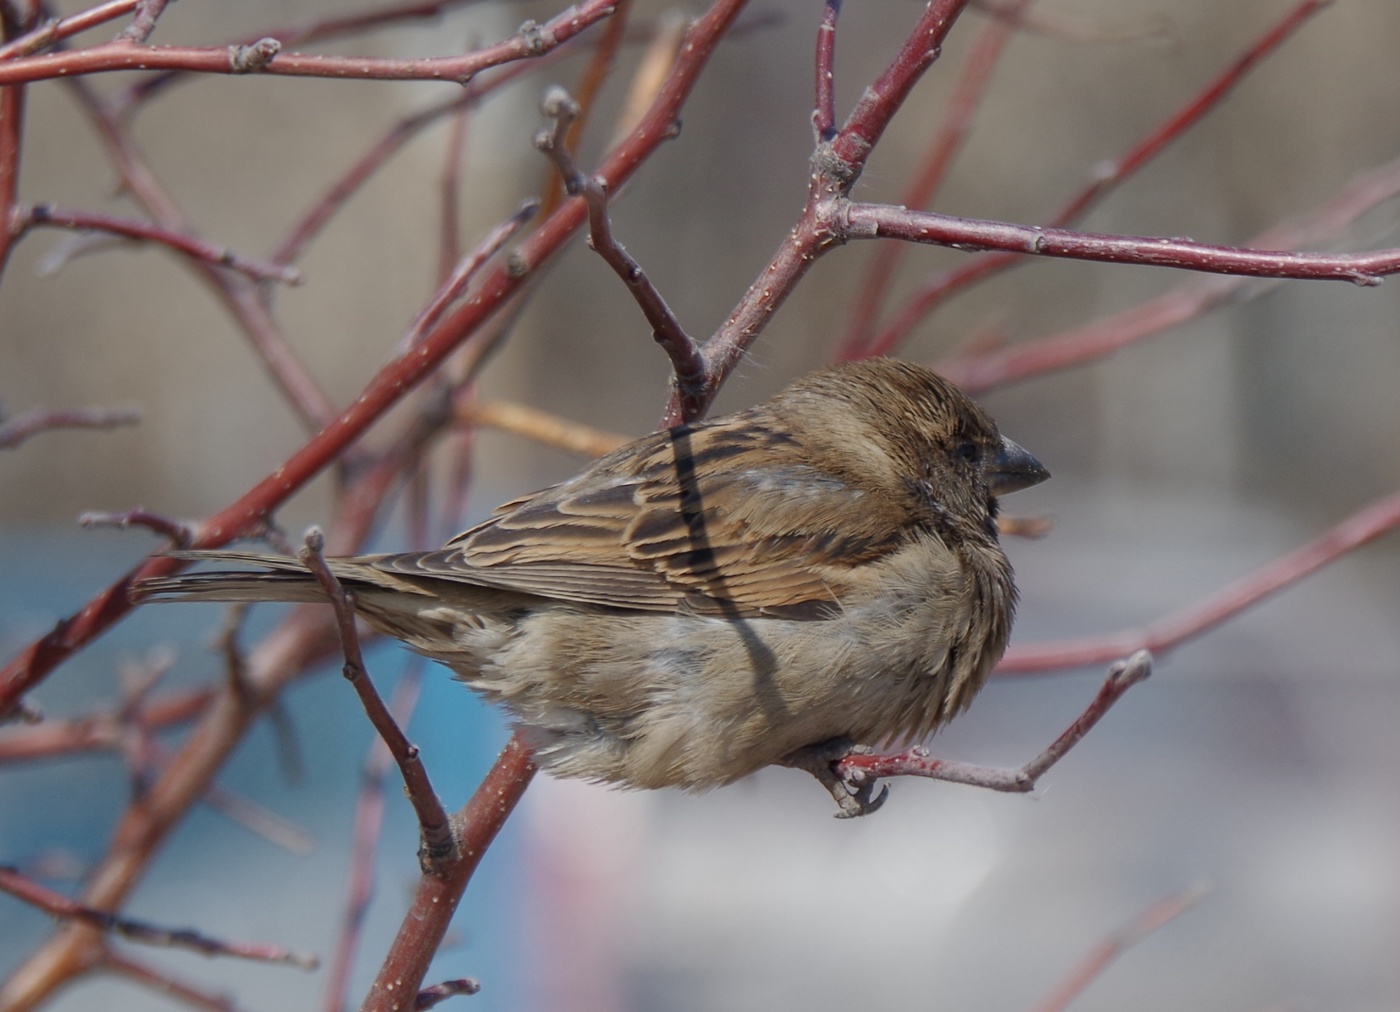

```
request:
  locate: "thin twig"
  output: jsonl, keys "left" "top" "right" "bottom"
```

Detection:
{"left": 538, "top": 0, "right": 631, "bottom": 218}
{"left": 838, "top": 651, "right": 1151, "bottom": 797}
{"left": 537, "top": 86, "right": 706, "bottom": 420}
{"left": 841, "top": 201, "right": 1400, "bottom": 285}
{"left": 0, "top": 0, "right": 139, "bottom": 60}
{"left": 941, "top": 149, "right": 1400, "bottom": 393}
{"left": 19, "top": 203, "right": 303, "bottom": 284}
{"left": 402, "top": 198, "right": 540, "bottom": 351}
{"left": 79, "top": 507, "right": 193, "bottom": 546}
{"left": 0, "top": 865, "right": 318, "bottom": 968}
{"left": 0, "top": 404, "right": 140, "bottom": 449}
{"left": 322, "top": 662, "right": 425, "bottom": 1012}
{"left": 113, "top": 0, "right": 172, "bottom": 44}
{"left": 811, "top": 0, "right": 840, "bottom": 141}
{"left": 64, "top": 76, "right": 337, "bottom": 430}
{"left": 0, "top": 0, "right": 621, "bottom": 86}
{"left": 1034, "top": 885, "right": 1208, "bottom": 1012}
{"left": 675, "top": 0, "right": 979, "bottom": 423}
{"left": 459, "top": 399, "right": 628, "bottom": 457}
{"left": 0, "top": 687, "right": 214, "bottom": 764}
{"left": 199, "top": 776, "right": 317, "bottom": 855}
{"left": 103, "top": 950, "right": 239, "bottom": 1012}
{"left": 416, "top": 978, "right": 482, "bottom": 1008}
{"left": 298, "top": 528, "right": 454, "bottom": 866}
{"left": 973, "top": 0, "right": 1173, "bottom": 44}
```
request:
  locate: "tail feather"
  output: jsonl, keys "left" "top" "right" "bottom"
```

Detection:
{"left": 133, "top": 550, "right": 324, "bottom": 605}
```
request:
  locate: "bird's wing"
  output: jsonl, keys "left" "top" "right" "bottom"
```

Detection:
{"left": 374, "top": 413, "right": 914, "bottom": 617}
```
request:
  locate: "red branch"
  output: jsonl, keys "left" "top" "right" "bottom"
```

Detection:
{"left": 0, "top": 688, "right": 213, "bottom": 763}
{"left": 841, "top": 202, "right": 1400, "bottom": 284}
{"left": 678, "top": 0, "right": 978, "bottom": 423}
{"left": 0, "top": 0, "right": 619, "bottom": 86}
{"left": 939, "top": 151, "right": 1400, "bottom": 393}
{"left": 321, "top": 665, "right": 424, "bottom": 1012}
{"left": 64, "top": 76, "right": 338, "bottom": 430}
{"left": 0, "top": 865, "right": 317, "bottom": 968}
{"left": 0, "top": 10, "right": 28, "bottom": 276}
{"left": 1034, "top": 885, "right": 1206, "bottom": 1012}
{"left": 840, "top": 651, "right": 1151, "bottom": 789}
{"left": 359, "top": 733, "right": 536, "bottom": 1012}
{"left": 0, "top": 405, "right": 140, "bottom": 450}
{"left": 841, "top": 0, "right": 1034, "bottom": 353}
{"left": 811, "top": 0, "right": 840, "bottom": 141}
{"left": 999, "top": 487, "right": 1400, "bottom": 673}
{"left": 18, "top": 203, "right": 302, "bottom": 283}
{"left": 852, "top": 0, "right": 1332, "bottom": 359}
{"left": 0, "top": 1, "right": 139, "bottom": 60}
{"left": 300, "top": 529, "right": 453, "bottom": 862}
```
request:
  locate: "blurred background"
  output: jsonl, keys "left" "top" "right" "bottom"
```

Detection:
{"left": 3, "top": 0, "right": 1400, "bottom": 1008}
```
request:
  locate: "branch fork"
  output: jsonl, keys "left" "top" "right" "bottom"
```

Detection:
{"left": 832, "top": 651, "right": 1153, "bottom": 814}
{"left": 536, "top": 85, "right": 708, "bottom": 421}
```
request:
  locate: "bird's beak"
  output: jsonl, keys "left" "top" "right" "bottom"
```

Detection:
{"left": 987, "top": 436, "right": 1049, "bottom": 496}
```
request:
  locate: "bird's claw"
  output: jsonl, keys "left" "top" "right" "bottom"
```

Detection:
{"left": 784, "top": 738, "right": 890, "bottom": 819}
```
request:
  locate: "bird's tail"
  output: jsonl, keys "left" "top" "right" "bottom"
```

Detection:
{"left": 132, "top": 550, "right": 329, "bottom": 605}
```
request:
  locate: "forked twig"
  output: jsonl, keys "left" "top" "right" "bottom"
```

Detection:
{"left": 837, "top": 651, "right": 1152, "bottom": 800}
{"left": 536, "top": 85, "right": 708, "bottom": 421}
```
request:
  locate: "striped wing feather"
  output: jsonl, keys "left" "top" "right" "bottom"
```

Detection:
{"left": 374, "top": 414, "right": 912, "bottom": 617}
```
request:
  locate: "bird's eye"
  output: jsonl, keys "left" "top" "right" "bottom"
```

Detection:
{"left": 956, "top": 440, "right": 980, "bottom": 464}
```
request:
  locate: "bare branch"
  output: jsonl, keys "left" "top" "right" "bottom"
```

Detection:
{"left": 0, "top": 1, "right": 139, "bottom": 60}
{"left": 840, "top": 0, "right": 1032, "bottom": 353}
{"left": 0, "top": 404, "right": 140, "bottom": 450}
{"left": 538, "top": 86, "right": 706, "bottom": 419}
{"left": 322, "top": 663, "right": 425, "bottom": 1012}
{"left": 79, "top": 508, "right": 193, "bottom": 546}
{"left": 20, "top": 202, "right": 303, "bottom": 283}
{"left": 299, "top": 528, "right": 454, "bottom": 866}
{"left": 0, "top": 865, "right": 318, "bottom": 968}
{"left": 838, "top": 651, "right": 1151, "bottom": 798}
{"left": 112, "top": 0, "right": 172, "bottom": 45}
{"left": 841, "top": 201, "right": 1400, "bottom": 285}
{"left": 104, "top": 950, "right": 239, "bottom": 1012}
{"left": 1034, "top": 885, "right": 1208, "bottom": 1012}
{"left": 416, "top": 978, "right": 482, "bottom": 1008}
{"left": 458, "top": 399, "right": 628, "bottom": 457}
{"left": 403, "top": 198, "right": 540, "bottom": 352}
{"left": 0, "top": 688, "right": 214, "bottom": 764}
{"left": 361, "top": 733, "right": 535, "bottom": 1012}
{"left": 0, "top": 0, "right": 620, "bottom": 86}
{"left": 1000, "top": 488, "right": 1400, "bottom": 673}
{"left": 682, "top": 0, "right": 978, "bottom": 418}
{"left": 63, "top": 77, "right": 337, "bottom": 430}
{"left": 854, "top": 0, "right": 1334, "bottom": 359}
{"left": 941, "top": 150, "right": 1400, "bottom": 392}
{"left": 811, "top": 0, "right": 840, "bottom": 142}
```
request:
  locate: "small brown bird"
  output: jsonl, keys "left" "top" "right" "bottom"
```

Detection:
{"left": 135, "top": 359, "right": 1047, "bottom": 816}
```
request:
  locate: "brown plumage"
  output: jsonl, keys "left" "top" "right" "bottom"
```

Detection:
{"left": 134, "top": 359, "right": 1047, "bottom": 816}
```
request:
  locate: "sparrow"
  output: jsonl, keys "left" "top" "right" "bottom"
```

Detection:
{"left": 134, "top": 358, "right": 1047, "bottom": 817}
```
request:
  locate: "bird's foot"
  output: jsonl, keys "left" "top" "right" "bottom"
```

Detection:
{"left": 783, "top": 738, "right": 889, "bottom": 819}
